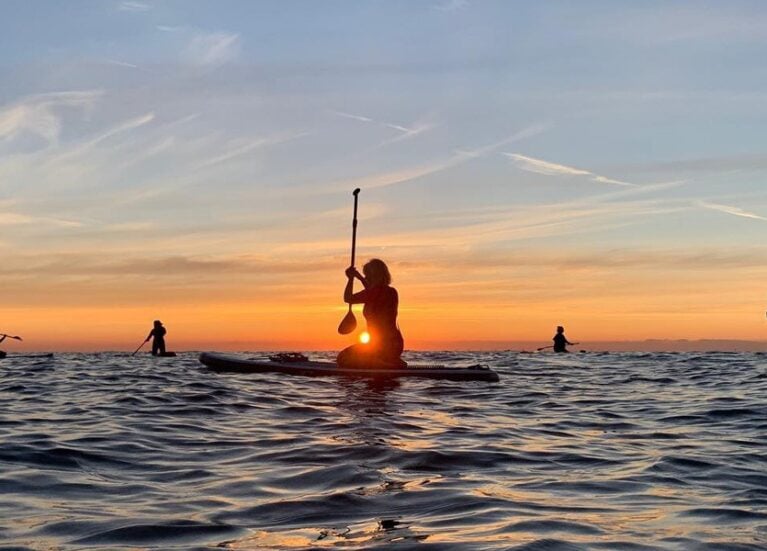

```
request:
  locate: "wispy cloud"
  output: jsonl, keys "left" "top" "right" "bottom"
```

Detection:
{"left": 593, "top": 175, "right": 634, "bottom": 186}
{"left": 329, "top": 179, "right": 688, "bottom": 255}
{"left": 398, "top": 246, "right": 767, "bottom": 273}
{"left": 504, "top": 153, "right": 592, "bottom": 177}
{"left": 270, "top": 196, "right": 687, "bottom": 260}
{"left": 193, "top": 131, "right": 310, "bottom": 170}
{"left": 103, "top": 222, "right": 156, "bottom": 232}
{"left": 698, "top": 201, "right": 767, "bottom": 221}
{"left": 373, "top": 199, "right": 688, "bottom": 253}
{"left": 103, "top": 59, "right": 145, "bottom": 71}
{"left": 0, "top": 90, "right": 102, "bottom": 146}
{"left": 0, "top": 253, "right": 338, "bottom": 277}
{"left": 304, "top": 124, "right": 549, "bottom": 195}
{"left": 85, "top": 112, "right": 155, "bottom": 145}
{"left": 118, "top": 1, "right": 151, "bottom": 12}
{"left": 332, "top": 110, "right": 417, "bottom": 135}
{"left": 318, "top": 162, "right": 456, "bottom": 194}
{"left": 331, "top": 109, "right": 437, "bottom": 150}
{"left": 434, "top": 0, "right": 470, "bottom": 12}
{"left": 51, "top": 112, "right": 155, "bottom": 161}
{"left": 186, "top": 31, "right": 241, "bottom": 66}
{"left": 0, "top": 211, "right": 82, "bottom": 228}
{"left": 379, "top": 122, "right": 436, "bottom": 147}
{"left": 504, "top": 153, "right": 637, "bottom": 187}
{"left": 456, "top": 124, "right": 551, "bottom": 159}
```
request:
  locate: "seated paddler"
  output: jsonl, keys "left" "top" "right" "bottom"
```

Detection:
{"left": 337, "top": 258, "right": 406, "bottom": 369}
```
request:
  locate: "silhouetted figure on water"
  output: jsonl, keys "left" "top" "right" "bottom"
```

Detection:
{"left": 0, "top": 333, "right": 22, "bottom": 359}
{"left": 145, "top": 320, "right": 167, "bottom": 356}
{"left": 337, "top": 259, "right": 406, "bottom": 369}
{"left": 553, "top": 325, "right": 577, "bottom": 353}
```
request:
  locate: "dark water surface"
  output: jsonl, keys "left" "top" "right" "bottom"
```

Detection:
{"left": 0, "top": 351, "right": 765, "bottom": 550}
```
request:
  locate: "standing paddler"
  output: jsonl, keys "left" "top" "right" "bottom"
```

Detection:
{"left": 144, "top": 320, "right": 167, "bottom": 356}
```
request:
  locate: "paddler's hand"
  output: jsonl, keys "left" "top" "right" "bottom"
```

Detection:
{"left": 345, "top": 266, "right": 361, "bottom": 280}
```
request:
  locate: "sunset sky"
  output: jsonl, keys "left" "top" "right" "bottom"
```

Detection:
{"left": 2, "top": 1, "right": 767, "bottom": 351}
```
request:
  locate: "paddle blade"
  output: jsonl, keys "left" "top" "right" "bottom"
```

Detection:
{"left": 337, "top": 309, "right": 357, "bottom": 335}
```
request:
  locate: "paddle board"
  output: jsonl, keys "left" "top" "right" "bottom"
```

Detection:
{"left": 199, "top": 352, "right": 499, "bottom": 382}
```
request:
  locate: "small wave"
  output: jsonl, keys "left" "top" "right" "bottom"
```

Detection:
{"left": 508, "top": 539, "right": 589, "bottom": 551}
{"left": 705, "top": 407, "right": 762, "bottom": 419}
{"left": 503, "top": 519, "right": 603, "bottom": 535}
{"left": 72, "top": 520, "right": 241, "bottom": 545}
{"left": 0, "top": 444, "right": 141, "bottom": 471}
{"left": 648, "top": 455, "right": 719, "bottom": 472}
{"left": 679, "top": 507, "right": 767, "bottom": 523}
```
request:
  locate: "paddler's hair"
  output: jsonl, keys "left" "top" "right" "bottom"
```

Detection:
{"left": 363, "top": 258, "right": 392, "bottom": 286}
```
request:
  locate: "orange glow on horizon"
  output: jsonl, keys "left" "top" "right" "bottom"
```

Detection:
{"left": 2, "top": 247, "right": 767, "bottom": 351}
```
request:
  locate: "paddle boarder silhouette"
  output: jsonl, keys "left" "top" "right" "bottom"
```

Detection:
{"left": 145, "top": 320, "right": 167, "bottom": 356}
{"left": 337, "top": 259, "right": 406, "bottom": 369}
{"left": 553, "top": 325, "right": 577, "bottom": 353}
{"left": 0, "top": 334, "right": 22, "bottom": 358}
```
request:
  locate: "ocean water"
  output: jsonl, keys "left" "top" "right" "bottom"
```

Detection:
{"left": 0, "top": 351, "right": 765, "bottom": 550}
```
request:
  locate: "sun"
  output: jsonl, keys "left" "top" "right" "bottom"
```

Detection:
{"left": 359, "top": 331, "right": 370, "bottom": 344}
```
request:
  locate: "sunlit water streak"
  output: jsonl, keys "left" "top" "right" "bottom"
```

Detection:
{"left": 0, "top": 351, "right": 765, "bottom": 550}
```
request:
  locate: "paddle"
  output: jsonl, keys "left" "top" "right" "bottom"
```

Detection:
{"left": 338, "top": 188, "right": 361, "bottom": 335}
{"left": 537, "top": 343, "right": 580, "bottom": 352}
{"left": 0, "top": 333, "right": 23, "bottom": 341}
{"left": 131, "top": 339, "right": 148, "bottom": 356}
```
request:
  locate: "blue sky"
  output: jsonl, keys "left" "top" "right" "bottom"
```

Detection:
{"left": 1, "top": 1, "right": 767, "bottom": 348}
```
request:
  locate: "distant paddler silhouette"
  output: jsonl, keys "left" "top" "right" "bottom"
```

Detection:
{"left": 536, "top": 326, "right": 579, "bottom": 352}
{"left": 0, "top": 333, "right": 23, "bottom": 359}
{"left": 132, "top": 321, "right": 174, "bottom": 356}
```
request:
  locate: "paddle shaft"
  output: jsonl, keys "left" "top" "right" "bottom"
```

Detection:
{"left": 350, "top": 188, "right": 360, "bottom": 268}
{"left": 347, "top": 188, "right": 361, "bottom": 306}
{"left": 537, "top": 343, "right": 580, "bottom": 351}
{"left": 337, "top": 189, "right": 361, "bottom": 334}
{"left": 132, "top": 340, "right": 147, "bottom": 356}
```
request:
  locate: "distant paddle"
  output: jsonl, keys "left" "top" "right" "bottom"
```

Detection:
{"left": 0, "top": 333, "right": 23, "bottom": 341}
{"left": 537, "top": 343, "right": 580, "bottom": 352}
{"left": 338, "top": 188, "right": 361, "bottom": 335}
{"left": 131, "top": 339, "right": 148, "bottom": 356}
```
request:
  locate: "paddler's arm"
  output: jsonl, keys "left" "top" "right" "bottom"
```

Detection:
{"left": 344, "top": 267, "right": 368, "bottom": 303}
